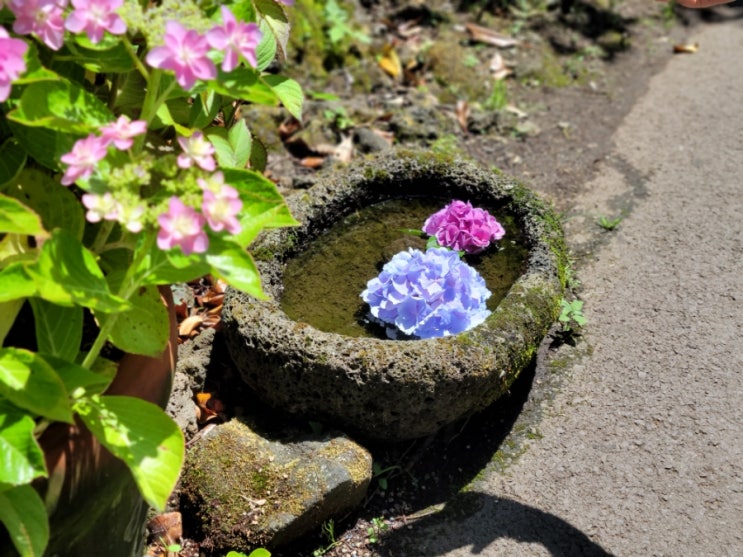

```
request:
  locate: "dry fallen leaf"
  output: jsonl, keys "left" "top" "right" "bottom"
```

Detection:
{"left": 456, "top": 100, "right": 470, "bottom": 134}
{"left": 378, "top": 43, "right": 403, "bottom": 78}
{"left": 465, "top": 23, "right": 518, "bottom": 48}
{"left": 489, "top": 52, "right": 511, "bottom": 81}
{"left": 146, "top": 512, "right": 182, "bottom": 546}
{"left": 299, "top": 156, "right": 326, "bottom": 168}
{"left": 178, "top": 314, "right": 203, "bottom": 337}
{"left": 333, "top": 134, "right": 354, "bottom": 163}
{"left": 195, "top": 392, "right": 225, "bottom": 423}
{"left": 673, "top": 42, "right": 699, "bottom": 54}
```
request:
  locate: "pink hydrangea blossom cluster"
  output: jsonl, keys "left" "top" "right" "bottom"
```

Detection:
{"left": 60, "top": 115, "right": 146, "bottom": 185}
{"left": 422, "top": 200, "right": 505, "bottom": 254}
{"left": 157, "top": 173, "right": 243, "bottom": 255}
{"left": 7, "top": 0, "right": 126, "bottom": 51}
{"left": 0, "top": 27, "right": 28, "bottom": 103}
{"left": 4, "top": 3, "right": 263, "bottom": 98}
{"left": 145, "top": 7, "right": 262, "bottom": 90}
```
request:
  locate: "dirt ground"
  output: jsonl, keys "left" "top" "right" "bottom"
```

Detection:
{"left": 165, "top": 1, "right": 743, "bottom": 555}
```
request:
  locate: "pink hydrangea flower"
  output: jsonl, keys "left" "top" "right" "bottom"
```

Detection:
{"left": 177, "top": 132, "right": 216, "bottom": 171}
{"left": 199, "top": 175, "right": 242, "bottom": 234}
{"left": 64, "top": 0, "right": 127, "bottom": 44}
{"left": 100, "top": 115, "right": 147, "bottom": 150}
{"left": 9, "top": 0, "right": 67, "bottom": 51}
{"left": 206, "top": 6, "right": 262, "bottom": 71}
{"left": 277, "top": 0, "right": 294, "bottom": 5}
{"left": 59, "top": 134, "right": 109, "bottom": 185}
{"left": 81, "top": 192, "right": 118, "bottom": 223}
{"left": 422, "top": 200, "right": 505, "bottom": 254}
{"left": 157, "top": 197, "right": 208, "bottom": 255}
{"left": 145, "top": 21, "right": 217, "bottom": 90}
{"left": 0, "top": 28, "right": 28, "bottom": 103}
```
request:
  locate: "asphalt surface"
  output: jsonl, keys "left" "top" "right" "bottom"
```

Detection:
{"left": 385, "top": 17, "right": 743, "bottom": 557}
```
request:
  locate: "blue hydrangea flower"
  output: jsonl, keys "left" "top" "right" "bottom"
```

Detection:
{"left": 361, "top": 247, "right": 492, "bottom": 339}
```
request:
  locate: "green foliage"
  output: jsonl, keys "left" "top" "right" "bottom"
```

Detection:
{"left": 597, "top": 214, "right": 623, "bottom": 231}
{"left": 312, "top": 519, "right": 340, "bottom": 556}
{"left": 484, "top": 79, "right": 509, "bottom": 111}
{"left": 0, "top": 1, "right": 305, "bottom": 555}
{"left": 324, "top": 0, "right": 371, "bottom": 45}
{"left": 558, "top": 299, "right": 587, "bottom": 333}
{"left": 366, "top": 516, "right": 389, "bottom": 544}
{"left": 372, "top": 461, "right": 401, "bottom": 491}
{"left": 226, "top": 548, "right": 271, "bottom": 557}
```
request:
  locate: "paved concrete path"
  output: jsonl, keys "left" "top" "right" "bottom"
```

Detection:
{"left": 386, "top": 18, "right": 743, "bottom": 557}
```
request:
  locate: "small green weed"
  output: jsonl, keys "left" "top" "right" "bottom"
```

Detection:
{"left": 596, "top": 214, "right": 623, "bottom": 231}
{"left": 558, "top": 299, "right": 587, "bottom": 333}
{"left": 484, "top": 79, "right": 508, "bottom": 111}
{"left": 323, "top": 105, "right": 354, "bottom": 130}
{"left": 312, "top": 520, "right": 340, "bottom": 556}
{"left": 372, "top": 462, "right": 401, "bottom": 491}
{"left": 366, "top": 516, "right": 389, "bottom": 544}
{"left": 227, "top": 549, "right": 271, "bottom": 557}
{"left": 324, "top": 0, "right": 371, "bottom": 45}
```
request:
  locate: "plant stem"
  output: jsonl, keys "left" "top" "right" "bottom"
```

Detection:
{"left": 122, "top": 36, "right": 150, "bottom": 82}
{"left": 90, "top": 220, "right": 115, "bottom": 254}
{"left": 132, "top": 68, "right": 162, "bottom": 152}
{"left": 80, "top": 235, "right": 155, "bottom": 370}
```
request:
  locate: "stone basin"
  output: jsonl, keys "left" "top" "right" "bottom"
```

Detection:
{"left": 222, "top": 149, "right": 567, "bottom": 441}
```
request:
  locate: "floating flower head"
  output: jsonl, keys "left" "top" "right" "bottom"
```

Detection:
{"left": 423, "top": 200, "right": 505, "bottom": 254}
{"left": 0, "top": 27, "right": 28, "bottom": 102}
{"left": 361, "top": 247, "right": 491, "bottom": 339}
{"left": 145, "top": 21, "right": 217, "bottom": 90}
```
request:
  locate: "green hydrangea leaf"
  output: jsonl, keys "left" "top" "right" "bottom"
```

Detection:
{"left": 0, "top": 484, "right": 49, "bottom": 557}
{"left": 222, "top": 168, "right": 298, "bottom": 248}
{"left": 4, "top": 169, "right": 85, "bottom": 239}
{"left": 42, "top": 355, "right": 115, "bottom": 399}
{"left": 6, "top": 80, "right": 114, "bottom": 135}
{"left": 0, "top": 139, "right": 27, "bottom": 190}
{"left": 210, "top": 67, "right": 278, "bottom": 106}
{"left": 206, "top": 121, "right": 252, "bottom": 169}
{"left": 0, "top": 400, "right": 47, "bottom": 486}
{"left": 28, "top": 299, "right": 83, "bottom": 362}
{"left": 74, "top": 395, "right": 185, "bottom": 511}
{"left": 206, "top": 236, "right": 265, "bottom": 299}
{"left": 134, "top": 241, "right": 210, "bottom": 286}
{"left": 25, "top": 229, "right": 130, "bottom": 313}
{"left": 262, "top": 75, "right": 303, "bottom": 121}
{"left": 0, "top": 263, "right": 36, "bottom": 303}
{"left": 255, "top": 18, "right": 277, "bottom": 71}
{"left": 96, "top": 284, "right": 169, "bottom": 357}
{"left": 0, "top": 194, "right": 45, "bottom": 237}
{"left": 0, "top": 348, "right": 73, "bottom": 423}
{"left": 254, "top": 0, "right": 290, "bottom": 58}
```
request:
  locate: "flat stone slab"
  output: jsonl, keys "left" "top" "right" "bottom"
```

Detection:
{"left": 180, "top": 419, "right": 372, "bottom": 552}
{"left": 222, "top": 149, "right": 567, "bottom": 440}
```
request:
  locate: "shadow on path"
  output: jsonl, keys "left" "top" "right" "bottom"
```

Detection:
{"left": 377, "top": 492, "right": 614, "bottom": 557}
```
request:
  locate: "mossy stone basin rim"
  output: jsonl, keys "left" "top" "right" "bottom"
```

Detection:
{"left": 222, "top": 150, "right": 567, "bottom": 441}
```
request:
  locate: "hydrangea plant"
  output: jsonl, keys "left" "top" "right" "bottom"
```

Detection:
{"left": 0, "top": 1, "right": 302, "bottom": 554}
{"left": 423, "top": 199, "right": 505, "bottom": 254}
{"left": 361, "top": 247, "right": 492, "bottom": 339}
